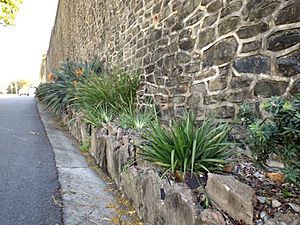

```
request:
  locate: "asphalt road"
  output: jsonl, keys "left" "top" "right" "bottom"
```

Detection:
{"left": 0, "top": 95, "right": 62, "bottom": 225}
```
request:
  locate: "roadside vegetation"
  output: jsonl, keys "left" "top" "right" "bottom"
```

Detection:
{"left": 36, "top": 59, "right": 300, "bottom": 222}
{"left": 36, "top": 59, "right": 233, "bottom": 177}
{"left": 36, "top": 58, "right": 300, "bottom": 184}
{"left": 36, "top": 58, "right": 300, "bottom": 224}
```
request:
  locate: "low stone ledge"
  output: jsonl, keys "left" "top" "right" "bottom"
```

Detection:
{"left": 61, "top": 110, "right": 261, "bottom": 225}
{"left": 206, "top": 173, "right": 256, "bottom": 225}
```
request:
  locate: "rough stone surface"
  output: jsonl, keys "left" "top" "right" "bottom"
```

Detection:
{"left": 197, "top": 28, "right": 215, "bottom": 50}
{"left": 221, "top": 1, "right": 243, "bottom": 18}
{"left": 254, "top": 81, "right": 288, "bottom": 98}
{"left": 218, "top": 16, "right": 240, "bottom": 35}
{"left": 275, "top": 1, "right": 300, "bottom": 25}
{"left": 199, "top": 209, "right": 226, "bottom": 225}
{"left": 291, "top": 80, "right": 300, "bottom": 96}
{"left": 234, "top": 55, "right": 270, "bottom": 74}
{"left": 265, "top": 212, "right": 300, "bottom": 225}
{"left": 267, "top": 28, "right": 300, "bottom": 52}
{"left": 237, "top": 22, "right": 269, "bottom": 39}
{"left": 45, "top": 0, "right": 300, "bottom": 120}
{"left": 206, "top": 173, "right": 256, "bottom": 225}
{"left": 241, "top": 40, "right": 261, "bottom": 53}
{"left": 202, "top": 36, "right": 238, "bottom": 67}
{"left": 276, "top": 49, "right": 300, "bottom": 77}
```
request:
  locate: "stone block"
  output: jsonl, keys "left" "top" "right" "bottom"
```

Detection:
{"left": 221, "top": 1, "right": 243, "bottom": 18}
{"left": 206, "top": 173, "right": 256, "bottom": 224}
{"left": 199, "top": 209, "right": 226, "bottom": 225}
{"left": 291, "top": 80, "right": 300, "bottom": 96}
{"left": 231, "top": 76, "right": 253, "bottom": 89}
{"left": 90, "top": 127, "right": 98, "bottom": 158}
{"left": 95, "top": 136, "right": 108, "bottom": 173}
{"left": 202, "top": 13, "right": 218, "bottom": 27}
{"left": 80, "top": 123, "right": 90, "bottom": 143}
{"left": 185, "top": 9, "right": 204, "bottom": 26}
{"left": 207, "top": 0, "right": 223, "bottom": 13}
{"left": 185, "top": 62, "right": 201, "bottom": 73}
{"left": 243, "top": 0, "right": 279, "bottom": 21}
{"left": 275, "top": 1, "right": 300, "bottom": 25}
{"left": 276, "top": 49, "right": 300, "bottom": 77}
{"left": 209, "top": 76, "right": 227, "bottom": 91}
{"left": 265, "top": 212, "right": 300, "bottom": 225}
{"left": 267, "top": 28, "right": 300, "bottom": 52}
{"left": 241, "top": 40, "right": 261, "bottom": 53}
{"left": 237, "top": 22, "right": 269, "bottom": 39}
{"left": 248, "top": 2, "right": 279, "bottom": 21}
{"left": 106, "top": 136, "right": 119, "bottom": 182}
{"left": 218, "top": 16, "right": 240, "bottom": 36}
{"left": 234, "top": 55, "right": 270, "bottom": 74}
{"left": 195, "top": 68, "right": 216, "bottom": 80}
{"left": 254, "top": 80, "right": 288, "bottom": 98}
{"left": 202, "top": 36, "right": 238, "bottom": 67}
{"left": 176, "top": 53, "right": 190, "bottom": 64}
{"left": 179, "top": 38, "right": 195, "bottom": 51}
{"left": 197, "top": 28, "right": 215, "bottom": 50}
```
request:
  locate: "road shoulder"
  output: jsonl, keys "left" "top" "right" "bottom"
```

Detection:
{"left": 36, "top": 100, "right": 115, "bottom": 225}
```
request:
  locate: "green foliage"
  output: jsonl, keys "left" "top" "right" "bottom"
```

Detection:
{"left": 0, "top": 0, "right": 23, "bottom": 26}
{"left": 74, "top": 68, "right": 139, "bottom": 126}
{"left": 36, "top": 59, "right": 102, "bottom": 114}
{"left": 119, "top": 104, "right": 158, "bottom": 129}
{"left": 244, "top": 95, "right": 300, "bottom": 184}
{"left": 139, "top": 112, "right": 232, "bottom": 177}
{"left": 82, "top": 103, "right": 114, "bottom": 128}
{"left": 281, "top": 163, "right": 300, "bottom": 184}
{"left": 7, "top": 79, "right": 30, "bottom": 94}
{"left": 237, "top": 103, "right": 257, "bottom": 126}
{"left": 80, "top": 139, "right": 91, "bottom": 153}
{"left": 281, "top": 187, "right": 292, "bottom": 198}
{"left": 248, "top": 120, "right": 277, "bottom": 164}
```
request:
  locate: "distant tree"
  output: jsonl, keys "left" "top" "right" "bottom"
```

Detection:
{"left": 7, "top": 79, "right": 29, "bottom": 94}
{"left": 0, "top": 0, "right": 23, "bottom": 26}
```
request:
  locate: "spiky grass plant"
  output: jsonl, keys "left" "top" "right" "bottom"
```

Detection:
{"left": 73, "top": 68, "right": 139, "bottom": 126}
{"left": 119, "top": 104, "right": 158, "bottom": 129}
{"left": 138, "top": 113, "right": 232, "bottom": 177}
{"left": 36, "top": 58, "right": 102, "bottom": 114}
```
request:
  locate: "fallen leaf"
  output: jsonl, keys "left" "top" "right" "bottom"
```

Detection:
{"left": 265, "top": 172, "right": 284, "bottom": 184}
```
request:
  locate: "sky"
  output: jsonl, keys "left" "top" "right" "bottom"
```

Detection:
{"left": 0, "top": 0, "right": 58, "bottom": 90}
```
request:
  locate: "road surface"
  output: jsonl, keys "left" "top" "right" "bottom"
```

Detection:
{"left": 0, "top": 95, "right": 62, "bottom": 225}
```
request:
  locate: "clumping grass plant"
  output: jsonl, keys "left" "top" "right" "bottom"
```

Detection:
{"left": 73, "top": 68, "right": 139, "bottom": 127}
{"left": 119, "top": 104, "right": 158, "bottom": 129}
{"left": 36, "top": 58, "right": 102, "bottom": 114}
{"left": 138, "top": 112, "right": 232, "bottom": 178}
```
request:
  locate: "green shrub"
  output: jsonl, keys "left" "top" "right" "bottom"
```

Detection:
{"left": 82, "top": 103, "right": 114, "bottom": 128}
{"left": 80, "top": 138, "right": 91, "bottom": 153}
{"left": 73, "top": 68, "right": 139, "bottom": 126}
{"left": 138, "top": 112, "right": 232, "bottom": 177}
{"left": 119, "top": 104, "right": 158, "bottom": 129}
{"left": 244, "top": 95, "right": 300, "bottom": 184}
{"left": 237, "top": 103, "right": 257, "bottom": 126}
{"left": 36, "top": 59, "right": 102, "bottom": 114}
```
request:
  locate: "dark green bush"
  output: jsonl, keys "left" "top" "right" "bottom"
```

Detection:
{"left": 36, "top": 59, "right": 101, "bottom": 114}
{"left": 242, "top": 95, "right": 300, "bottom": 183}
{"left": 73, "top": 68, "right": 139, "bottom": 127}
{"left": 138, "top": 113, "right": 232, "bottom": 177}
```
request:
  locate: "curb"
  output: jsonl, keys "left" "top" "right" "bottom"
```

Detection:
{"left": 36, "top": 100, "right": 115, "bottom": 225}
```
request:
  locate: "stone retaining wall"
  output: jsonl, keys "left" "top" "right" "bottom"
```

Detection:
{"left": 61, "top": 110, "right": 223, "bottom": 225}
{"left": 60, "top": 107, "right": 268, "bottom": 224}
{"left": 47, "top": 0, "right": 300, "bottom": 120}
